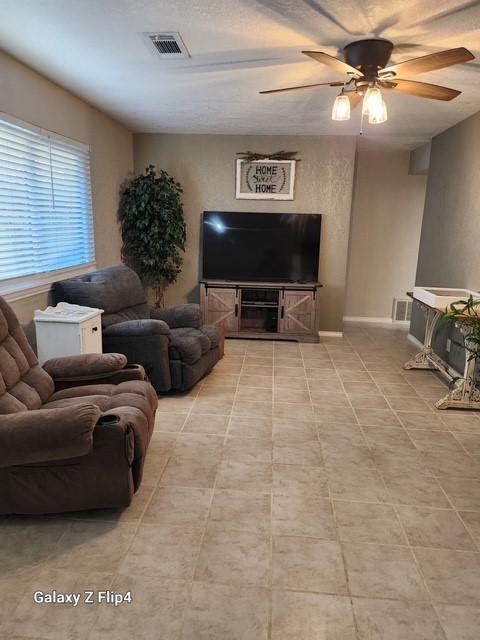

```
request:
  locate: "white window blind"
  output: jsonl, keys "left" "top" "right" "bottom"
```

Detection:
{"left": 0, "top": 115, "right": 94, "bottom": 282}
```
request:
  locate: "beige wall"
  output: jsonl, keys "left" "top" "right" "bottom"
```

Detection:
{"left": 345, "top": 146, "right": 427, "bottom": 319}
{"left": 0, "top": 50, "right": 133, "bottom": 326}
{"left": 133, "top": 133, "right": 357, "bottom": 332}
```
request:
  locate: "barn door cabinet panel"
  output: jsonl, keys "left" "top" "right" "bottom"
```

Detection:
{"left": 280, "top": 290, "right": 316, "bottom": 334}
{"left": 201, "top": 285, "right": 239, "bottom": 331}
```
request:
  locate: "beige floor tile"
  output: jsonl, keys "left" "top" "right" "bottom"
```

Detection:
{"left": 439, "top": 413, "right": 480, "bottom": 432}
{"left": 272, "top": 493, "right": 336, "bottom": 538}
{"left": 408, "top": 430, "right": 465, "bottom": 451}
{"left": 223, "top": 436, "right": 273, "bottom": 463}
{"left": 154, "top": 412, "right": 187, "bottom": 432}
{"left": 323, "top": 443, "right": 376, "bottom": 474}
{"left": 208, "top": 490, "right": 271, "bottom": 533}
{"left": 273, "top": 387, "right": 310, "bottom": 403}
{"left": 415, "top": 548, "right": 480, "bottom": 605}
{"left": 142, "top": 486, "right": 212, "bottom": 527}
{"left": 353, "top": 598, "right": 446, "bottom": 640}
{"left": 314, "top": 405, "right": 357, "bottom": 424}
{"left": 203, "top": 373, "right": 240, "bottom": 388}
{"left": 232, "top": 399, "right": 272, "bottom": 418}
{"left": 275, "top": 365, "right": 307, "bottom": 378}
{"left": 7, "top": 570, "right": 109, "bottom": 639}
{"left": 0, "top": 517, "right": 70, "bottom": 571}
{"left": 388, "top": 396, "right": 433, "bottom": 412}
{"left": 238, "top": 374, "right": 273, "bottom": 389}
{"left": 183, "top": 414, "right": 230, "bottom": 435}
{"left": 274, "top": 357, "right": 303, "bottom": 368}
{"left": 0, "top": 566, "right": 41, "bottom": 620}
{"left": 371, "top": 445, "right": 429, "bottom": 476}
{"left": 307, "top": 378, "right": 344, "bottom": 391}
{"left": 160, "top": 455, "right": 219, "bottom": 488}
{"left": 235, "top": 386, "right": 272, "bottom": 402}
{"left": 343, "top": 542, "right": 429, "bottom": 600}
{"left": 195, "top": 528, "right": 270, "bottom": 587}
{"left": 397, "top": 505, "right": 475, "bottom": 550}
{"left": 459, "top": 511, "right": 480, "bottom": 540}
{"left": 317, "top": 422, "right": 367, "bottom": 446}
{"left": 90, "top": 575, "right": 189, "bottom": 640}
{"left": 273, "top": 441, "right": 323, "bottom": 466}
{"left": 228, "top": 416, "right": 272, "bottom": 438}
{"left": 272, "top": 464, "right": 329, "bottom": 497}
{"left": 338, "top": 370, "right": 374, "bottom": 382}
{"left": 436, "top": 604, "right": 480, "bottom": 640}
{"left": 242, "top": 365, "right": 273, "bottom": 376}
{"left": 309, "top": 390, "right": 349, "bottom": 406}
{"left": 197, "top": 386, "right": 236, "bottom": 400}
{"left": 156, "top": 396, "right": 195, "bottom": 414}
{"left": 349, "top": 395, "right": 389, "bottom": 409}
{"left": 423, "top": 450, "right": 480, "bottom": 478}
{"left": 383, "top": 473, "right": 451, "bottom": 507}
{"left": 271, "top": 591, "right": 357, "bottom": 640}
{"left": 272, "top": 417, "right": 317, "bottom": 442}
{"left": 215, "top": 460, "right": 272, "bottom": 493}
{"left": 355, "top": 408, "right": 402, "bottom": 427}
{"left": 363, "top": 426, "right": 415, "bottom": 449}
{"left": 274, "top": 375, "right": 308, "bottom": 389}
{"left": 272, "top": 536, "right": 347, "bottom": 593}
{"left": 439, "top": 477, "right": 480, "bottom": 511}
{"left": 192, "top": 397, "right": 233, "bottom": 415}
{"left": 120, "top": 524, "right": 203, "bottom": 580}
{"left": 273, "top": 402, "right": 314, "bottom": 421}
{"left": 329, "top": 469, "right": 390, "bottom": 503}
{"left": 397, "top": 411, "right": 447, "bottom": 430}
{"left": 173, "top": 433, "right": 224, "bottom": 458}
{"left": 343, "top": 381, "right": 379, "bottom": 395}
{"left": 454, "top": 433, "right": 480, "bottom": 454}
{"left": 377, "top": 382, "right": 418, "bottom": 396}
{"left": 244, "top": 356, "right": 273, "bottom": 366}
{"left": 181, "top": 582, "right": 269, "bottom": 640}
{"left": 49, "top": 521, "right": 136, "bottom": 574}
{"left": 334, "top": 501, "right": 406, "bottom": 544}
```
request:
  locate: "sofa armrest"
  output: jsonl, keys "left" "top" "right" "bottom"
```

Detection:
{"left": 0, "top": 404, "right": 100, "bottom": 468}
{"left": 103, "top": 319, "right": 171, "bottom": 337}
{"left": 43, "top": 353, "right": 127, "bottom": 380}
{"left": 151, "top": 304, "right": 201, "bottom": 329}
{"left": 52, "top": 364, "right": 147, "bottom": 392}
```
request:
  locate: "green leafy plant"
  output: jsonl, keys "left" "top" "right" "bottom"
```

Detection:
{"left": 118, "top": 165, "right": 186, "bottom": 307}
{"left": 440, "top": 295, "right": 480, "bottom": 387}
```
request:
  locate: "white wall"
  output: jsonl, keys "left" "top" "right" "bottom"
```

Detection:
{"left": 345, "top": 145, "right": 427, "bottom": 320}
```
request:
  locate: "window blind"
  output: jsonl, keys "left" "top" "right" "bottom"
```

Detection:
{"left": 0, "top": 116, "right": 94, "bottom": 281}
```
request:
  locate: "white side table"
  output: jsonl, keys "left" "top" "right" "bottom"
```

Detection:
{"left": 34, "top": 302, "right": 103, "bottom": 365}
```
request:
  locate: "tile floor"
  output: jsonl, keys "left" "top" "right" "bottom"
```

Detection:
{"left": 3, "top": 323, "right": 480, "bottom": 639}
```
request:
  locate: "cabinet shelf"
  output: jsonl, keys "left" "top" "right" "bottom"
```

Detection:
{"left": 241, "top": 302, "right": 279, "bottom": 309}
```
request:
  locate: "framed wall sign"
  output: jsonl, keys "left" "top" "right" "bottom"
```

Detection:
{"left": 235, "top": 159, "right": 296, "bottom": 200}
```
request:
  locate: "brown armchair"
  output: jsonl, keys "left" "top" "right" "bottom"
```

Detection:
{"left": 0, "top": 296, "right": 158, "bottom": 515}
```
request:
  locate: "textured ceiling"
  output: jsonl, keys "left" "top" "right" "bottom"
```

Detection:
{"left": 1, "top": 0, "right": 480, "bottom": 146}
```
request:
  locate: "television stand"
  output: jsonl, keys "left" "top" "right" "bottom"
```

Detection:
{"left": 200, "top": 280, "right": 322, "bottom": 342}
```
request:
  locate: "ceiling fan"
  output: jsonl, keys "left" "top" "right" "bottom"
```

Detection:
{"left": 260, "top": 39, "right": 475, "bottom": 124}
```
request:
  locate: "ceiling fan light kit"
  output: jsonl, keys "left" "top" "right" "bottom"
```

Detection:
{"left": 331, "top": 92, "right": 351, "bottom": 121}
{"left": 260, "top": 39, "right": 474, "bottom": 130}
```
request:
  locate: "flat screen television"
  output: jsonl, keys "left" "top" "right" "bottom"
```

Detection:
{"left": 201, "top": 211, "right": 321, "bottom": 283}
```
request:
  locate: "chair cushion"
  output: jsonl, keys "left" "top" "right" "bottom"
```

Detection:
{"left": 169, "top": 328, "right": 211, "bottom": 364}
{"left": 45, "top": 380, "right": 158, "bottom": 423}
{"left": 199, "top": 325, "right": 220, "bottom": 349}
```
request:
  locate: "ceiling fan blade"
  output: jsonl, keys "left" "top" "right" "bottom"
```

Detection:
{"left": 380, "top": 47, "right": 474, "bottom": 77}
{"left": 302, "top": 51, "right": 363, "bottom": 76}
{"left": 347, "top": 92, "right": 363, "bottom": 110}
{"left": 383, "top": 78, "right": 461, "bottom": 101}
{"left": 260, "top": 81, "right": 344, "bottom": 95}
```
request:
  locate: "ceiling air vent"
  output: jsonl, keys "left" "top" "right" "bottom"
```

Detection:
{"left": 144, "top": 32, "right": 189, "bottom": 59}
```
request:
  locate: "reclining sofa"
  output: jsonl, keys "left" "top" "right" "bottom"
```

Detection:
{"left": 53, "top": 265, "right": 220, "bottom": 393}
{"left": 0, "top": 296, "right": 157, "bottom": 515}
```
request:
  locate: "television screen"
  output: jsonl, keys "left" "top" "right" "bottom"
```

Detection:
{"left": 201, "top": 211, "right": 321, "bottom": 283}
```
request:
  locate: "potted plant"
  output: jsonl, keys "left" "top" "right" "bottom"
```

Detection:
{"left": 118, "top": 165, "right": 186, "bottom": 307}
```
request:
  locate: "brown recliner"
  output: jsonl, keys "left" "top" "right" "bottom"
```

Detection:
{"left": 0, "top": 296, "right": 158, "bottom": 515}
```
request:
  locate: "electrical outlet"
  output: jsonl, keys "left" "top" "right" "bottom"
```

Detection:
{"left": 446, "top": 338, "right": 452, "bottom": 353}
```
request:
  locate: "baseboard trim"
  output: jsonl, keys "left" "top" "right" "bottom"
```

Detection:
{"left": 344, "top": 316, "right": 392, "bottom": 323}
{"left": 318, "top": 331, "right": 344, "bottom": 338}
{"left": 407, "top": 333, "right": 423, "bottom": 349}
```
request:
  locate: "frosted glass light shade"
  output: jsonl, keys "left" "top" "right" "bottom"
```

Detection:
{"left": 332, "top": 94, "right": 351, "bottom": 121}
{"left": 362, "top": 86, "right": 382, "bottom": 116}
{"left": 368, "top": 98, "right": 388, "bottom": 124}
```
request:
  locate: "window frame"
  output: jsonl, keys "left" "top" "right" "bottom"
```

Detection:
{"left": 0, "top": 112, "right": 96, "bottom": 302}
